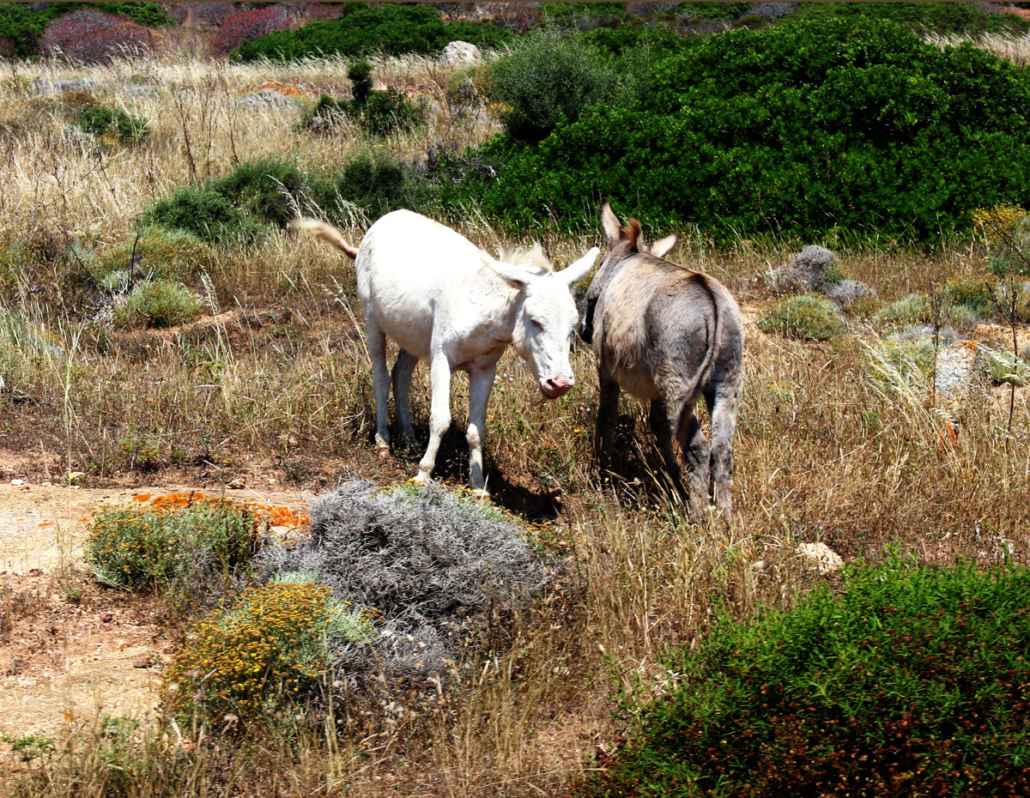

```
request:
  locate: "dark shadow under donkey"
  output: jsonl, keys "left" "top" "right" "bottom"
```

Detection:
{"left": 580, "top": 204, "right": 744, "bottom": 518}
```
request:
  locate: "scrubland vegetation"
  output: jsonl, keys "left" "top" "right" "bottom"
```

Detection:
{"left": 0, "top": 3, "right": 1028, "bottom": 796}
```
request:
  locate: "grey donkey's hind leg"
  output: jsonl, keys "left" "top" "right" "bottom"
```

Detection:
{"left": 594, "top": 376, "right": 621, "bottom": 473}
{"left": 708, "top": 388, "right": 739, "bottom": 518}
{"left": 677, "top": 405, "right": 711, "bottom": 518}
{"left": 649, "top": 399, "right": 687, "bottom": 500}
{"left": 391, "top": 349, "right": 418, "bottom": 444}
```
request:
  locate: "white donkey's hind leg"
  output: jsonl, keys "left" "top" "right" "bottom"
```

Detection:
{"left": 466, "top": 364, "right": 497, "bottom": 493}
{"left": 416, "top": 351, "right": 452, "bottom": 483}
{"left": 366, "top": 317, "right": 391, "bottom": 450}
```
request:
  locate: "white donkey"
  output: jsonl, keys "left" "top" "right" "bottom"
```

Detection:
{"left": 293, "top": 210, "right": 599, "bottom": 491}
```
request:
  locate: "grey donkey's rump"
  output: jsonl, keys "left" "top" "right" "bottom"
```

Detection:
{"left": 582, "top": 204, "right": 744, "bottom": 517}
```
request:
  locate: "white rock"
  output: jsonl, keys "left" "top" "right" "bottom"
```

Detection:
{"left": 797, "top": 542, "right": 844, "bottom": 574}
{"left": 10, "top": 478, "right": 25, "bottom": 487}
{"left": 440, "top": 41, "right": 482, "bottom": 66}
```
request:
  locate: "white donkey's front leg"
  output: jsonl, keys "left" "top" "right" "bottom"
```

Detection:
{"left": 466, "top": 364, "right": 497, "bottom": 493}
{"left": 416, "top": 350, "right": 452, "bottom": 483}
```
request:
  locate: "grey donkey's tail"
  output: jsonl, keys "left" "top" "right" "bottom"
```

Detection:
{"left": 289, "top": 217, "right": 359, "bottom": 259}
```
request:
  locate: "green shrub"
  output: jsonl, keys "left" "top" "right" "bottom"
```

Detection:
{"left": 112, "top": 279, "right": 203, "bottom": 329}
{"left": 86, "top": 500, "right": 259, "bottom": 592}
{"left": 208, "top": 157, "right": 310, "bottom": 228}
{"left": 676, "top": 3, "right": 750, "bottom": 22}
{"left": 91, "top": 227, "right": 216, "bottom": 289}
{"left": 74, "top": 105, "right": 148, "bottom": 144}
{"left": 348, "top": 58, "right": 373, "bottom": 105}
{"left": 140, "top": 186, "right": 267, "bottom": 245}
{"left": 303, "top": 89, "right": 423, "bottom": 138}
{"left": 873, "top": 293, "right": 932, "bottom": 328}
{"left": 232, "top": 3, "right": 510, "bottom": 62}
{"left": 455, "top": 17, "right": 1030, "bottom": 243}
{"left": 942, "top": 274, "right": 998, "bottom": 320}
{"left": 540, "top": 2, "right": 628, "bottom": 30}
{"left": 586, "top": 556, "right": 1030, "bottom": 797}
{"left": 162, "top": 582, "right": 373, "bottom": 727}
{"left": 758, "top": 294, "right": 845, "bottom": 341}
{"left": 488, "top": 30, "right": 618, "bottom": 144}
{"left": 329, "top": 150, "right": 432, "bottom": 220}
{"left": 794, "top": 2, "right": 1030, "bottom": 35}
{"left": 0, "top": 2, "right": 171, "bottom": 57}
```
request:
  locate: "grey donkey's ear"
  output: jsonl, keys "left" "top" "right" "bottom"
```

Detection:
{"left": 648, "top": 234, "right": 677, "bottom": 259}
{"left": 601, "top": 202, "right": 621, "bottom": 243}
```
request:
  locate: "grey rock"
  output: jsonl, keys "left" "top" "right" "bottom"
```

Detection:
{"left": 440, "top": 40, "right": 482, "bottom": 66}
{"left": 748, "top": 3, "right": 796, "bottom": 20}
{"left": 890, "top": 324, "right": 958, "bottom": 347}
{"left": 235, "top": 90, "right": 300, "bottom": 109}
{"left": 33, "top": 78, "right": 97, "bottom": 95}
{"left": 766, "top": 244, "right": 838, "bottom": 294}
{"left": 935, "top": 343, "right": 981, "bottom": 397}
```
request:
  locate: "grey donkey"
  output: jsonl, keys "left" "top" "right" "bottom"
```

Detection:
{"left": 580, "top": 204, "right": 744, "bottom": 517}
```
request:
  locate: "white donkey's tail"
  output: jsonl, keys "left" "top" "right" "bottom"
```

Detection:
{"left": 289, "top": 217, "right": 359, "bottom": 259}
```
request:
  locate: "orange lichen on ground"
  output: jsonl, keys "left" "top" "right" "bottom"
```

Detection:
{"left": 129, "top": 491, "right": 309, "bottom": 528}
{"left": 256, "top": 80, "right": 309, "bottom": 97}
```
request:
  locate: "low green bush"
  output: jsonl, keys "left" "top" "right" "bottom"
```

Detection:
{"left": 488, "top": 29, "right": 618, "bottom": 144}
{"left": 758, "top": 295, "right": 845, "bottom": 341}
{"left": 208, "top": 157, "right": 309, "bottom": 228}
{"left": 162, "top": 581, "right": 373, "bottom": 727}
{"left": 873, "top": 293, "right": 932, "bottom": 328}
{"left": 85, "top": 500, "right": 259, "bottom": 592}
{"left": 232, "top": 3, "right": 510, "bottom": 62}
{"left": 794, "top": 2, "right": 1030, "bottom": 35}
{"left": 112, "top": 278, "right": 203, "bottom": 329}
{"left": 942, "top": 275, "right": 998, "bottom": 319}
{"left": 328, "top": 150, "right": 432, "bottom": 220}
{"left": 540, "top": 2, "right": 628, "bottom": 30}
{"left": 74, "top": 105, "right": 149, "bottom": 145}
{"left": 303, "top": 89, "right": 423, "bottom": 138}
{"left": 585, "top": 556, "right": 1030, "bottom": 797}
{"left": 141, "top": 186, "right": 267, "bottom": 245}
{"left": 91, "top": 227, "right": 216, "bottom": 289}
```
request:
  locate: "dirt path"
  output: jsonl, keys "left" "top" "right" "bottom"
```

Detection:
{"left": 0, "top": 483, "right": 312, "bottom": 744}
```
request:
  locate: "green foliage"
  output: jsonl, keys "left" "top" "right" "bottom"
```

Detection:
{"left": 488, "top": 30, "right": 618, "bottom": 144}
{"left": 208, "top": 157, "right": 310, "bottom": 228}
{"left": 0, "top": 309, "right": 62, "bottom": 388}
{"left": 329, "top": 150, "right": 432, "bottom": 220}
{"left": 0, "top": 2, "right": 171, "bottom": 57}
{"left": 141, "top": 187, "right": 267, "bottom": 245}
{"left": 232, "top": 3, "right": 510, "bottom": 62}
{"left": 303, "top": 89, "right": 423, "bottom": 138}
{"left": 1, "top": 733, "right": 55, "bottom": 763}
{"left": 587, "top": 557, "right": 1030, "bottom": 797}
{"left": 454, "top": 17, "right": 1030, "bottom": 243}
{"left": 873, "top": 293, "right": 932, "bottom": 328}
{"left": 348, "top": 58, "right": 373, "bottom": 105}
{"left": 794, "top": 2, "right": 1030, "bottom": 35}
{"left": 988, "top": 215, "right": 1030, "bottom": 281}
{"left": 541, "top": 3, "right": 628, "bottom": 29}
{"left": 85, "top": 500, "right": 259, "bottom": 592}
{"left": 91, "top": 227, "right": 216, "bottom": 289}
{"left": 942, "top": 275, "right": 998, "bottom": 320}
{"left": 74, "top": 105, "right": 149, "bottom": 145}
{"left": 758, "top": 295, "right": 846, "bottom": 341}
{"left": 112, "top": 279, "right": 203, "bottom": 329}
{"left": 980, "top": 346, "right": 1030, "bottom": 387}
{"left": 162, "top": 582, "right": 373, "bottom": 727}
{"left": 676, "top": 3, "right": 750, "bottom": 21}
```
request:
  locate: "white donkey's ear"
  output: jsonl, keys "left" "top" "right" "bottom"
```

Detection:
{"left": 559, "top": 247, "right": 600, "bottom": 286}
{"left": 487, "top": 259, "right": 532, "bottom": 289}
{"left": 649, "top": 234, "right": 677, "bottom": 259}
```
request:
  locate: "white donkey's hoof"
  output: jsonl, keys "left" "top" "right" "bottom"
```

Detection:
{"left": 469, "top": 488, "right": 490, "bottom": 500}
{"left": 412, "top": 470, "right": 431, "bottom": 485}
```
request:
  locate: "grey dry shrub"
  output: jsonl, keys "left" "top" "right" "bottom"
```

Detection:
{"left": 257, "top": 480, "right": 552, "bottom": 679}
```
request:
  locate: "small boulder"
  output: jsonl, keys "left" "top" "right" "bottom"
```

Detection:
{"left": 797, "top": 542, "right": 843, "bottom": 575}
{"left": 235, "top": 90, "right": 300, "bottom": 109}
{"left": 440, "top": 40, "right": 482, "bottom": 66}
{"left": 935, "top": 342, "right": 981, "bottom": 397}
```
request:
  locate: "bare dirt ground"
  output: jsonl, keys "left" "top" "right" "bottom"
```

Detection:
{"left": 0, "top": 481, "right": 312, "bottom": 743}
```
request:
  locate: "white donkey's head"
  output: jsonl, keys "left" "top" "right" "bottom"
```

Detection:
{"left": 489, "top": 246, "right": 599, "bottom": 399}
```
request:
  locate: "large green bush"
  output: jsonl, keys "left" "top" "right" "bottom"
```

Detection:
{"left": 585, "top": 557, "right": 1030, "bottom": 797}
{"left": 232, "top": 3, "right": 511, "bottom": 62}
{"left": 328, "top": 150, "right": 432, "bottom": 220}
{"left": 455, "top": 17, "right": 1030, "bottom": 243}
{"left": 74, "top": 105, "right": 149, "bottom": 145}
{"left": 794, "top": 2, "right": 1030, "bottom": 35}
{"left": 0, "top": 2, "right": 171, "bottom": 57}
{"left": 488, "top": 30, "right": 618, "bottom": 144}
{"left": 141, "top": 186, "right": 266, "bottom": 245}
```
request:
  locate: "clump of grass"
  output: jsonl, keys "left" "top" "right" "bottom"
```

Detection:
{"left": 872, "top": 292, "right": 932, "bottom": 328}
{"left": 942, "top": 274, "right": 997, "bottom": 320}
{"left": 112, "top": 278, "right": 203, "bottom": 329}
{"left": 85, "top": 499, "right": 260, "bottom": 593}
{"left": 757, "top": 294, "right": 846, "bottom": 341}
{"left": 74, "top": 104, "right": 148, "bottom": 145}
{"left": 162, "top": 582, "right": 373, "bottom": 728}
{"left": 587, "top": 556, "right": 1030, "bottom": 797}
{"left": 91, "top": 227, "right": 216, "bottom": 289}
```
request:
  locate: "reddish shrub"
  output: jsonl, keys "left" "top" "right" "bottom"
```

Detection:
{"left": 302, "top": 3, "right": 345, "bottom": 22}
{"left": 41, "top": 10, "right": 153, "bottom": 64}
{"left": 213, "top": 6, "right": 293, "bottom": 56}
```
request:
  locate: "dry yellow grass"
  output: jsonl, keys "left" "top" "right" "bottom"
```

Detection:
{"left": 0, "top": 51, "right": 1027, "bottom": 797}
